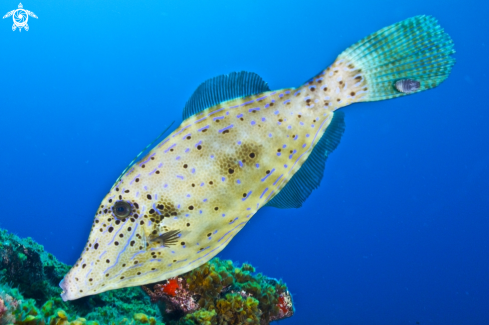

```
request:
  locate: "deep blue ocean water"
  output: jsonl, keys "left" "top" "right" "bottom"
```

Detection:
{"left": 1, "top": 0, "right": 488, "bottom": 324}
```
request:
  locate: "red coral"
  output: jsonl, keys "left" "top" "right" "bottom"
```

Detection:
{"left": 269, "top": 291, "right": 294, "bottom": 322}
{"left": 277, "top": 295, "right": 288, "bottom": 314}
{"left": 161, "top": 278, "right": 179, "bottom": 297}
{"left": 143, "top": 277, "right": 199, "bottom": 315}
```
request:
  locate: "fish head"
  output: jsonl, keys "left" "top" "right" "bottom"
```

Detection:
{"left": 60, "top": 187, "right": 157, "bottom": 301}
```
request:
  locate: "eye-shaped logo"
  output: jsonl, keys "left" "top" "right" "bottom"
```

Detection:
{"left": 3, "top": 3, "right": 37, "bottom": 32}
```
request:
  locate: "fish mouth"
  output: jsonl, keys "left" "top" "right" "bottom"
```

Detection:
{"left": 59, "top": 277, "right": 72, "bottom": 301}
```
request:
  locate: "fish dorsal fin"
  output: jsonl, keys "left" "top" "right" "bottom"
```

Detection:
{"left": 183, "top": 71, "right": 270, "bottom": 120}
{"left": 265, "top": 111, "right": 346, "bottom": 209}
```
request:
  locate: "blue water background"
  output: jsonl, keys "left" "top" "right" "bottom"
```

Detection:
{"left": 1, "top": 0, "right": 488, "bottom": 324}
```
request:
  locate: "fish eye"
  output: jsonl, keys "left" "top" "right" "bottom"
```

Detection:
{"left": 112, "top": 201, "right": 133, "bottom": 220}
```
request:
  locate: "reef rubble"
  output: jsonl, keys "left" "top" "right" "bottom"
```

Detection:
{"left": 0, "top": 229, "right": 293, "bottom": 324}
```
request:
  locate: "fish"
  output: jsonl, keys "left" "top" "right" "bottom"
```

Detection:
{"left": 60, "top": 15, "right": 455, "bottom": 301}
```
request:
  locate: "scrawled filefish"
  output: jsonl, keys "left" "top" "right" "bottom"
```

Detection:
{"left": 60, "top": 16, "right": 455, "bottom": 301}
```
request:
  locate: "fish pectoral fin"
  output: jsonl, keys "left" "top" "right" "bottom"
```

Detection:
{"left": 265, "top": 111, "right": 345, "bottom": 209}
{"left": 150, "top": 229, "right": 181, "bottom": 247}
{"left": 182, "top": 71, "right": 270, "bottom": 120}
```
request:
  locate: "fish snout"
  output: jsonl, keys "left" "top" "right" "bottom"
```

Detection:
{"left": 59, "top": 276, "right": 73, "bottom": 301}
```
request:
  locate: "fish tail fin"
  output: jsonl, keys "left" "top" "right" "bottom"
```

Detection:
{"left": 322, "top": 16, "right": 455, "bottom": 107}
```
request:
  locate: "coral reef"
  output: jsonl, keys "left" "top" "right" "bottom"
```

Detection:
{"left": 0, "top": 229, "right": 163, "bottom": 324}
{"left": 0, "top": 297, "right": 5, "bottom": 319}
{"left": 0, "top": 285, "right": 20, "bottom": 325}
{"left": 0, "top": 281, "right": 161, "bottom": 325}
{"left": 143, "top": 258, "right": 294, "bottom": 325}
{"left": 0, "top": 229, "right": 293, "bottom": 325}
{"left": 0, "top": 229, "right": 70, "bottom": 305}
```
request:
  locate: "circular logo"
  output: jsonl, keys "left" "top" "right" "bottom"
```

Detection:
{"left": 13, "top": 9, "right": 28, "bottom": 27}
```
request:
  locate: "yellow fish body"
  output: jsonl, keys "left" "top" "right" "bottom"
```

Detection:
{"left": 60, "top": 16, "right": 454, "bottom": 301}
